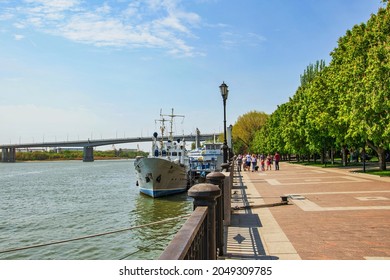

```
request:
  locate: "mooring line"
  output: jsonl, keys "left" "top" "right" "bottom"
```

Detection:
{"left": 0, "top": 214, "right": 191, "bottom": 254}
{"left": 119, "top": 235, "right": 172, "bottom": 260}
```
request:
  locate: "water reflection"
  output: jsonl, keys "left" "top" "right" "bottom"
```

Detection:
{"left": 0, "top": 160, "right": 194, "bottom": 260}
{"left": 124, "top": 193, "right": 193, "bottom": 259}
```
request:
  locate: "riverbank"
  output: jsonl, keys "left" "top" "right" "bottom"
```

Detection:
{"left": 4, "top": 150, "right": 148, "bottom": 162}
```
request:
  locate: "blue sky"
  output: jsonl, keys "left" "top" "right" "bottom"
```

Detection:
{"left": 0, "top": 0, "right": 384, "bottom": 150}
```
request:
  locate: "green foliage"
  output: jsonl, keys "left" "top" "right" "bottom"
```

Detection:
{"left": 240, "top": 3, "right": 389, "bottom": 170}
{"left": 14, "top": 150, "right": 148, "bottom": 161}
{"left": 359, "top": 170, "right": 390, "bottom": 176}
{"left": 232, "top": 111, "right": 268, "bottom": 154}
{"left": 300, "top": 60, "right": 326, "bottom": 87}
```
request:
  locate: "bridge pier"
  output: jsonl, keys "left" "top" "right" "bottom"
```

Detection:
{"left": 83, "top": 146, "right": 94, "bottom": 162}
{"left": 1, "top": 148, "right": 16, "bottom": 162}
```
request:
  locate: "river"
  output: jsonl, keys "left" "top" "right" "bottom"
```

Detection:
{"left": 0, "top": 160, "right": 193, "bottom": 260}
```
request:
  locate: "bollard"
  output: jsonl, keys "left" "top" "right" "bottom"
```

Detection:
{"left": 188, "top": 183, "right": 221, "bottom": 260}
{"left": 206, "top": 172, "right": 226, "bottom": 256}
{"left": 220, "top": 163, "right": 230, "bottom": 172}
{"left": 280, "top": 195, "right": 289, "bottom": 203}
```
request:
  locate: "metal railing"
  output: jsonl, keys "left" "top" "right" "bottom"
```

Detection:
{"left": 159, "top": 159, "right": 235, "bottom": 260}
{"left": 159, "top": 206, "right": 208, "bottom": 260}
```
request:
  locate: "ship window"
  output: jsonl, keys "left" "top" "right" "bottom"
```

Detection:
{"left": 178, "top": 152, "right": 182, "bottom": 156}
{"left": 172, "top": 152, "right": 177, "bottom": 156}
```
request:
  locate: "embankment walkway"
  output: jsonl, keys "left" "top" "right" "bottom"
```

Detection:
{"left": 223, "top": 162, "right": 390, "bottom": 260}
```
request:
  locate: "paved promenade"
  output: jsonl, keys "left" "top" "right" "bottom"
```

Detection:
{"left": 223, "top": 162, "right": 390, "bottom": 260}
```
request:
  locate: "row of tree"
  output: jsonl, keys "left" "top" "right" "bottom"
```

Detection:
{"left": 13, "top": 149, "right": 148, "bottom": 161}
{"left": 232, "top": 2, "right": 389, "bottom": 170}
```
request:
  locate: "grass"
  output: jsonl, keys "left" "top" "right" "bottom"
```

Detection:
{"left": 290, "top": 160, "right": 390, "bottom": 176}
{"left": 289, "top": 161, "right": 360, "bottom": 168}
{"left": 355, "top": 170, "right": 390, "bottom": 177}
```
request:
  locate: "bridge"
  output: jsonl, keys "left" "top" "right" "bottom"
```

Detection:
{"left": 0, "top": 133, "right": 217, "bottom": 162}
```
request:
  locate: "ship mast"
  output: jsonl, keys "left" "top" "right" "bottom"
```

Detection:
{"left": 161, "top": 108, "right": 184, "bottom": 141}
{"left": 155, "top": 109, "right": 168, "bottom": 150}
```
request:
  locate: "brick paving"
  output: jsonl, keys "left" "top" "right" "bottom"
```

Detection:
{"left": 224, "top": 162, "right": 390, "bottom": 260}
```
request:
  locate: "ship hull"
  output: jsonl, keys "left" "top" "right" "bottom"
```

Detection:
{"left": 134, "top": 157, "right": 188, "bottom": 198}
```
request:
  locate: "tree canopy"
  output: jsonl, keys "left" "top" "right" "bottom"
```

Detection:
{"left": 234, "top": 2, "right": 389, "bottom": 170}
{"left": 232, "top": 110, "right": 268, "bottom": 154}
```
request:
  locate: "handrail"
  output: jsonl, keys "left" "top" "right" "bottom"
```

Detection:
{"left": 159, "top": 159, "right": 234, "bottom": 260}
{"left": 159, "top": 206, "right": 208, "bottom": 260}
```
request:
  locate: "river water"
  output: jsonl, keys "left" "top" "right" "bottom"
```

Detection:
{"left": 0, "top": 160, "right": 193, "bottom": 260}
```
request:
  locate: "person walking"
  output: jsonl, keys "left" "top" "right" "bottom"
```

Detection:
{"left": 237, "top": 154, "right": 243, "bottom": 172}
{"left": 266, "top": 154, "right": 272, "bottom": 171}
{"left": 251, "top": 154, "right": 258, "bottom": 172}
{"left": 245, "top": 153, "right": 251, "bottom": 171}
{"left": 260, "top": 157, "right": 265, "bottom": 171}
{"left": 274, "top": 152, "right": 280, "bottom": 170}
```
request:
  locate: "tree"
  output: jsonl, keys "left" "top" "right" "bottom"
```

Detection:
{"left": 252, "top": 103, "right": 288, "bottom": 155}
{"left": 232, "top": 111, "right": 268, "bottom": 154}
{"left": 329, "top": 3, "right": 390, "bottom": 170}
{"left": 300, "top": 60, "right": 326, "bottom": 87}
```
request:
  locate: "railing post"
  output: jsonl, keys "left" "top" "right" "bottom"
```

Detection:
{"left": 206, "top": 172, "right": 226, "bottom": 256}
{"left": 221, "top": 162, "right": 230, "bottom": 172}
{"left": 188, "top": 183, "right": 221, "bottom": 260}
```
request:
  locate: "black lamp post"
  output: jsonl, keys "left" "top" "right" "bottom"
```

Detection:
{"left": 220, "top": 82, "right": 229, "bottom": 163}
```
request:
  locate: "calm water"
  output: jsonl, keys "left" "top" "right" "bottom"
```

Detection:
{"left": 0, "top": 160, "right": 193, "bottom": 260}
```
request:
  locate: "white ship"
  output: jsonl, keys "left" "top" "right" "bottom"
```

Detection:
{"left": 134, "top": 109, "right": 189, "bottom": 198}
{"left": 188, "top": 129, "right": 223, "bottom": 183}
{"left": 188, "top": 142, "right": 223, "bottom": 183}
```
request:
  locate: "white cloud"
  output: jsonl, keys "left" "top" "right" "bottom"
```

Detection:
{"left": 13, "top": 22, "right": 25, "bottom": 28}
{"left": 220, "top": 31, "right": 266, "bottom": 49}
{"left": 24, "top": 0, "right": 81, "bottom": 12}
{"left": 95, "top": 2, "right": 111, "bottom": 14}
{"left": 14, "top": 34, "right": 24, "bottom": 40}
{"left": 4, "top": 0, "right": 202, "bottom": 56}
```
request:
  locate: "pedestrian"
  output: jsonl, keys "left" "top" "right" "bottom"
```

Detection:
{"left": 260, "top": 158, "right": 265, "bottom": 171}
{"left": 274, "top": 151, "right": 280, "bottom": 170}
{"left": 237, "top": 154, "right": 243, "bottom": 172}
{"left": 245, "top": 153, "right": 251, "bottom": 171}
{"left": 251, "top": 154, "right": 257, "bottom": 172}
{"left": 266, "top": 154, "right": 272, "bottom": 171}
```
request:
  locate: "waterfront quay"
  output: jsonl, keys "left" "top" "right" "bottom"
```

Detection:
{"left": 224, "top": 162, "right": 390, "bottom": 260}
{"left": 162, "top": 161, "right": 390, "bottom": 260}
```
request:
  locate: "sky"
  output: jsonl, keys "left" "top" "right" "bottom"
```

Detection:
{"left": 0, "top": 0, "right": 385, "bottom": 151}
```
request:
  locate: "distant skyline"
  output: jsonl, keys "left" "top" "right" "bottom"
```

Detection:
{"left": 0, "top": 0, "right": 384, "bottom": 150}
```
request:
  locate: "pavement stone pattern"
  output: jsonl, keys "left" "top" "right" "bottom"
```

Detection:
{"left": 224, "top": 162, "right": 390, "bottom": 260}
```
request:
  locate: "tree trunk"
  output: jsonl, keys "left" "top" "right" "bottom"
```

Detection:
{"left": 330, "top": 148, "right": 335, "bottom": 165}
{"left": 321, "top": 149, "right": 326, "bottom": 165}
{"left": 367, "top": 141, "right": 387, "bottom": 171}
{"left": 342, "top": 146, "right": 348, "bottom": 166}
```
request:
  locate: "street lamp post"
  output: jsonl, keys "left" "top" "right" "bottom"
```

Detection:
{"left": 220, "top": 82, "right": 229, "bottom": 163}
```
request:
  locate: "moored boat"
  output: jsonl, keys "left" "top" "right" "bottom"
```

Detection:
{"left": 134, "top": 109, "right": 189, "bottom": 198}
{"left": 188, "top": 142, "right": 223, "bottom": 183}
